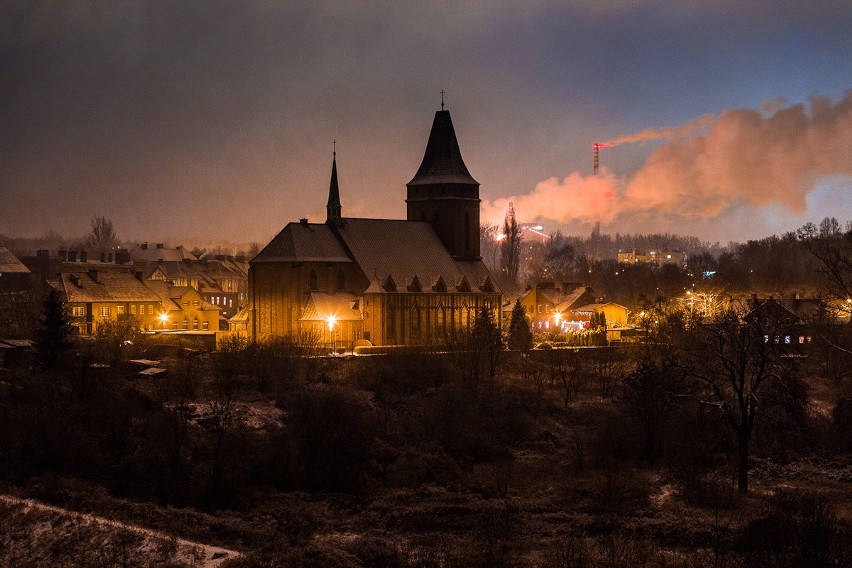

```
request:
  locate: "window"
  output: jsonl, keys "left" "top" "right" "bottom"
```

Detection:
{"left": 72, "top": 306, "right": 85, "bottom": 317}
{"left": 130, "top": 305, "right": 136, "bottom": 315}
{"left": 192, "top": 319, "right": 199, "bottom": 330}
{"left": 99, "top": 306, "right": 111, "bottom": 317}
{"left": 182, "top": 318, "right": 188, "bottom": 330}
{"left": 117, "top": 305, "right": 125, "bottom": 315}
{"left": 229, "top": 299, "right": 233, "bottom": 307}
{"left": 202, "top": 321, "right": 209, "bottom": 331}
{"left": 193, "top": 300, "right": 199, "bottom": 306}
{"left": 148, "top": 305, "right": 153, "bottom": 315}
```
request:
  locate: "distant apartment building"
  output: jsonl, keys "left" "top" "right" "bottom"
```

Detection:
{"left": 617, "top": 248, "right": 686, "bottom": 267}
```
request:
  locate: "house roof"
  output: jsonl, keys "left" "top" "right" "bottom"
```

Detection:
{"left": 51, "top": 271, "right": 162, "bottom": 303}
{"left": 572, "top": 302, "right": 627, "bottom": 313}
{"left": 252, "top": 222, "right": 353, "bottom": 264}
{"left": 334, "top": 218, "right": 495, "bottom": 292}
{"left": 0, "top": 247, "right": 30, "bottom": 274}
{"left": 131, "top": 246, "right": 197, "bottom": 262}
{"left": 299, "top": 291, "right": 362, "bottom": 322}
{"left": 556, "top": 287, "right": 596, "bottom": 312}
{"left": 407, "top": 110, "right": 479, "bottom": 187}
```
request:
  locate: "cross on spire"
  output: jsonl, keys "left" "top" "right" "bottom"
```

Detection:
{"left": 333, "top": 139, "right": 336, "bottom": 156}
{"left": 440, "top": 89, "right": 445, "bottom": 110}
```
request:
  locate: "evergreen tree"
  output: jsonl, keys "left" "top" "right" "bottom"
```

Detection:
{"left": 507, "top": 299, "right": 533, "bottom": 352}
{"left": 34, "top": 289, "right": 76, "bottom": 370}
{"left": 471, "top": 307, "right": 502, "bottom": 382}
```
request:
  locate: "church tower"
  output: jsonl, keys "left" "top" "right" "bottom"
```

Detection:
{"left": 406, "top": 106, "right": 480, "bottom": 260}
{"left": 326, "top": 148, "right": 342, "bottom": 224}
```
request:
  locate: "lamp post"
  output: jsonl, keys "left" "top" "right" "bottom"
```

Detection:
{"left": 327, "top": 315, "right": 337, "bottom": 354}
{"left": 159, "top": 312, "right": 169, "bottom": 330}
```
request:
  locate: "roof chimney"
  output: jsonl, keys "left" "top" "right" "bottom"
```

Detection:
{"left": 299, "top": 218, "right": 309, "bottom": 226}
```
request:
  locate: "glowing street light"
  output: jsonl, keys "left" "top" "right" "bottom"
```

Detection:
{"left": 326, "top": 315, "right": 337, "bottom": 354}
{"left": 159, "top": 312, "right": 169, "bottom": 329}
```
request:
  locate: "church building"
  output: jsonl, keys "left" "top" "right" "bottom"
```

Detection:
{"left": 249, "top": 107, "right": 501, "bottom": 348}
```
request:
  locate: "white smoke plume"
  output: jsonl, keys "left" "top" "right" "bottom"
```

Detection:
{"left": 482, "top": 91, "right": 852, "bottom": 228}
{"left": 600, "top": 113, "right": 714, "bottom": 147}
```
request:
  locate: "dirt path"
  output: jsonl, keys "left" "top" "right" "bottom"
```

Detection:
{"left": 0, "top": 494, "right": 240, "bottom": 567}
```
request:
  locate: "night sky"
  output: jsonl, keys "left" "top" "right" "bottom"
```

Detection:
{"left": 2, "top": 1, "right": 851, "bottom": 246}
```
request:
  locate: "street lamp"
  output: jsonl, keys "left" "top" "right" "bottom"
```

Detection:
{"left": 159, "top": 312, "right": 169, "bottom": 329}
{"left": 326, "top": 315, "right": 337, "bottom": 354}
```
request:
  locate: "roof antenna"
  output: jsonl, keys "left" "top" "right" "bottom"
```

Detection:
{"left": 440, "top": 89, "right": 445, "bottom": 110}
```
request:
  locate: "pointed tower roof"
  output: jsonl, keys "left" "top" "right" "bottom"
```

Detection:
{"left": 407, "top": 110, "right": 479, "bottom": 187}
{"left": 326, "top": 148, "right": 342, "bottom": 223}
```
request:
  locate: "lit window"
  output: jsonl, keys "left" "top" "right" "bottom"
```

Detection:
{"left": 799, "top": 336, "right": 805, "bottom": 344}
{"left": 148, "top": 305, "right": 153, "bottom": 315}
{"left": 784, "top": 336, "right": 790, "bottom": 344}
{"left": 99, "top": 306, "right": 111, "bottom": 317}
{"left": 131, "top": 305, "right": 136, "bottom": 315}
{"left": 203, "top": 321, "right": 209, "bottom": 331}
{"left": 192, "top": 319, "right": 198, "bottom": 330}
{"left": 117, "top": 306, "right": 125, "bottom": 315}
{"left": 193, "top": 300, "right": 199, "bottom": 306}
{"left": 182, "top": 318, "right": 188, "bottom": 329}
{"left": 72, "top": 306, "right": 85, "bottom": 317}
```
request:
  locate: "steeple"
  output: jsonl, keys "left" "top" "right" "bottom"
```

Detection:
{"left": 326, "top": 144, "right": 342, "bottom": 224}
{"left": 406, "top": 105, "right": 481, "bottom": 260}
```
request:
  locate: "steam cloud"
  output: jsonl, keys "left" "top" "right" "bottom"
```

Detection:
{"left": 483, "top": 91, "right": 852, "bottom": 228}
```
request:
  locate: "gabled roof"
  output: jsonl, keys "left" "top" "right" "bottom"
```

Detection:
{"left": 334, "top": 218, "right": 469, "bottom": 291}
{"left": 0, "top": 247, "right": 30, "bottom": 274}
{"left": 407, "top": 110, "right": 479, "bottom": 187}
{"left": 251, "top": 222, "right": 352, "bottom": 264}
{"left": 572, "top": 302, "right": 627, "bottom": 313}
{"left": 556, "top": 287, "right": 596, "bottom": 312}
{"left": 51, "top": 271, "right": 161, "bottom": 304}
{"left": 299, "top": 292, "right": 362, "bottom": 322}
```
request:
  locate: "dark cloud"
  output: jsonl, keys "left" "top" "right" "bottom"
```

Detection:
{"left": 1, "top": 1, "right": 850, "bottom": 244}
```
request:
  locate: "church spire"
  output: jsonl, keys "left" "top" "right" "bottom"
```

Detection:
{"left": 406, "top": 107, "right": 481, "bottom": 260}
{"left": 326, "top": 142, "right": 342, "bottom": 223}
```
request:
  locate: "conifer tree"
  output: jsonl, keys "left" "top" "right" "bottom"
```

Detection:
{"left": 507, "top": 299, "right": 533, "bottom": 352}
{"left": 34, "top": 289, "right": 76, "bottom": 370}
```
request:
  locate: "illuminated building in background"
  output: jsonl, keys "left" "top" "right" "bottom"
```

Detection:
{"left": 250, "top": 107, "right": 501, "bottom": 348}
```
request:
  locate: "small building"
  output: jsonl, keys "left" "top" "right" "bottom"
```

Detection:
{"left": 518, "top": 282, "right": 596, "bottom": 331}
{"left": 49, "top": 270, "right": 164, "bottom": 335}
{"left": 0, "top": 247, "right": 32, "bottom": 291}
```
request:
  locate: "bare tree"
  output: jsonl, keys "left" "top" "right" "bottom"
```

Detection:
{"left": 797, "top": 222, "right": 852, "bottom": 323}
{"left": 682, "top": 300, "right": 795, "bottom": 493}
{"left": 85, "top": 216, "right": 118, "bottom": 257}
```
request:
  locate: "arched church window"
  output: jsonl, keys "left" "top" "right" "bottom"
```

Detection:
{"left": 309, "top": 270, "right": 318, "bottom": 290}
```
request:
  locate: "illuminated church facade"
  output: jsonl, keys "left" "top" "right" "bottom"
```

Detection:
{"left": 249, "top": 107, "right": 501, "bottom": 347}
